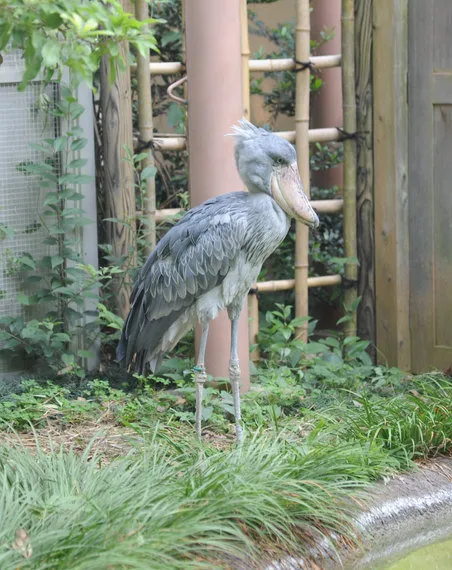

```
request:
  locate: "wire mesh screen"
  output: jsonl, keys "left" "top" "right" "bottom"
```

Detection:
{"left": 0, "top": 47, "right": 98, "bottom": 376}
{"left": 0, "top": 80, "right": 60, "bottom": 373}
{"left": 1, "top": 50, "right": 26, "bottom": 72}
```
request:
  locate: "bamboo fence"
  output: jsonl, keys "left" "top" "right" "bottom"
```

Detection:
{"left": 131, "top": 0, "right": 358, "bottom": 361}
{"left": 135, "top": 0, "right": 156, "bottom": 254}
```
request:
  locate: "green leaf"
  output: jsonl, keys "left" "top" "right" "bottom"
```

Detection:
{"left": 42, "top": 237, "right": 58, "bottom": 245}
{"left": 304, "top": 342, "right": 327, "bottom": 355}
{"left": 202, "top": 406, "right": 213, "bottom": 421}
{"left": 281, "top": 329, "right": 291, "bottom": 341}
{"left": 78, "top": 349, "right": 94, "bottom": 359}
{"left": 0, "top": 23, "right": 12, "bottom": 51}
{"left": 141, "top": 166, "right": 157, "bottom": 181}
{"left": 24, "top": 275, "right": 42, "bottom": 285}
{"left": 61, "top": 353, "right": 75, "bottom": 367}
{"left": 17, "top": 294, "right": 33, "bottom": 306}
{"left": 291, "top": 316, "right": 310, "bottom": 328}
{"left": 18, "top": 255, "right": 36, "bottom": 270}
{"left": 53, "top": 136, "right": 67, "bottom": 151}
{"left": 42, "top": 40, "right": 61, "bottom": 67}
{"left": 167, "top": 102, "right": 184, "bottom": 128}
{"left": 43, "top": 12, "right": 64, "bottom": 29}
{"left": 59, "top": 173, "right": 93, "bottom": 184}
{"left": 70, "top": 136, "right": 88, "bottom": 151}
{"left": 51, "top": 256, "right": 64, "bottom": 269}
{"left": 44, "top": 192, "right": 60, "bottom": 206}
{"left": 68, "top": 158, "right": 88, "bottom": 169}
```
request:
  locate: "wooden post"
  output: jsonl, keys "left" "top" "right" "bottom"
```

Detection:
{"left": 294, "top": 0, "right": 311, "bottom": 340}
{"left": 355, "top": 0, "right": 376, "bottom": 356}
{"left": 241, "top": 0, "right": 260, "bottom": 363}
{"left": 99, "top": 0, "right": 135, "bottom": 318}
{"left": 240, "top": 0, "right": 251, "bottom": 120}
{"left": 341, "top": 0, "right": 358, "bottom": 336}
{"left": 373, "top": 0, "right": 410, "bottom": 368}
{"left": 185, "top": 0, "right": 250, "bottom": 391}
{"left": 135, "top": 0, "right": 156, "bottom": 254}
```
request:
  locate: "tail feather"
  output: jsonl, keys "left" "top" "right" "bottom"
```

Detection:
{"left": 116, "top": 305, "right": 189, "bottom": 374}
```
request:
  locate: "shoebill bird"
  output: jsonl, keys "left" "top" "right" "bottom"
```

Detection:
{"left": 117, "top": 119, "right": 319, "bottom": 442}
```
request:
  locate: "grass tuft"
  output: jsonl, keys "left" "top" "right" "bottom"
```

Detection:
{"left": 0, "top": 431, "right": 388, "bottom": 569}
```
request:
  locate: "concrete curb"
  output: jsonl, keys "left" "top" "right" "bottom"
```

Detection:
{"left": 263, "top": 457, "right": 452, "bottom": 570}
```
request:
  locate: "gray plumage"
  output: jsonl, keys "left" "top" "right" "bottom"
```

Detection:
{"left": 117, "top": 119, "right": 319, "bottom": 440}
{"left": 117, "top": 191, "right": 288, "bottom": 372}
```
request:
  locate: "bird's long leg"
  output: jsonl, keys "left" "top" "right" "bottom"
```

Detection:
{"left": 229, "top": 317, "right": 243, "bottom": 443}
{"left": 194, "top": 323, "right": 209, "bottom": 438}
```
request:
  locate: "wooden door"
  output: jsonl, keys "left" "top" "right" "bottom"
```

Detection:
{"left": 409, "top": 0, "right": 452, "bottom": 371}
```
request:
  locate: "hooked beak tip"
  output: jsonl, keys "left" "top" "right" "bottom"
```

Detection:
{"left": 309, "top": 213, "right": 320, "bottom": 230}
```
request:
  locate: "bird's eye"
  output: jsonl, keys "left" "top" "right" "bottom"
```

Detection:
{"left": 274, "top": 157, "right": 284, "bottom": 165}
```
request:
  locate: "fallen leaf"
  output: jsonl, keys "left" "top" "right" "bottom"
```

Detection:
{"left": 12, "top": 529, "right": 32, "bottom": 559}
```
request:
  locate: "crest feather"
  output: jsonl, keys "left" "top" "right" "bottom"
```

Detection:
{"left": 228, "top": 118, "right": 269, "bottom": 140}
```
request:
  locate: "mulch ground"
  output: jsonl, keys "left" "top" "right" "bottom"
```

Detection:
{"left": 0, "top": 415, "right": 235, "bottom": 460}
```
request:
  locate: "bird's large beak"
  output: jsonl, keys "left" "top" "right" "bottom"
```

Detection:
{"left": 271, "top": 162, "right": 319, "bottom": 229}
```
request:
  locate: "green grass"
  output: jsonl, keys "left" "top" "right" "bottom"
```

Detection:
{"left": 0, "top": 368, "right": 450, "bottom": 568}
{"left": 0, "top": 432, "right": 391, "bottom": 569}
{"left": 313, "top": 374, "right": 452, "bottom": 468}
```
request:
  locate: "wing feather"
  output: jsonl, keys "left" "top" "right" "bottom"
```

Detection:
{"left": 117, "top": 192, "right": 250, "bottom": 372}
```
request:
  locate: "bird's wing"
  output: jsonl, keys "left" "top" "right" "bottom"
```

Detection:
{"left": 118, "top": 193, "right": 249, "bottom": 367}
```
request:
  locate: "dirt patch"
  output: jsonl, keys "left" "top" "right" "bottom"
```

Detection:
{"left": 0, "top": 416, "right": 235, "bottom": 459}
{"left": 0, "top": 419, "right": 141, "bottom": 460}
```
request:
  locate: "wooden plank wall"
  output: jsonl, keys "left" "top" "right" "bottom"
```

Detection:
{"left": 355, "top": 0, "right": 375, "bottom": 355}
{"left": 373, "top": 0, "right": 410, "bottom": 369}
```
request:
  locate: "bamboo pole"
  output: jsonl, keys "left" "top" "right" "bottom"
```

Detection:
{"left": 131, "top": 54, "right": 342, "bottom": 76}
{"left": 148, "top": 127, "right": 342, "bottom": 153}
{"left": 294, "top": 0, "right": 311, "bottom": 341}
{"left": 248, "top": 272, "right": 342, "bottom": 360}
{"left": 155, "top": 208, "right": 184, "bottom": 222}
{"left": 254, "top": 274, "right": 342, "bottom": 293}
{"left": 142, "top": 62, "right": 185, "bottom": 74}
{"left": 151, "top": 136, "right": 187, "bottom": 151}
{"left": 143, "top": 198, "right": 343, "bottom": 223}
{"left": 341, "top": 0, "right": 358, "bottom": 336}
{"left": 278, "top": 127, "right": 342, "bottom": 143}
{"left": 249, "top": 54, "right": 341, "bottom": 72}
{"left": 312, "top": 199, "right": 343, "bottom": 213}
{"left": 135, "top": 0, "right": 156, "bottom": 254}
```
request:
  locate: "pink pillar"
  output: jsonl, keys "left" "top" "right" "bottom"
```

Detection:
{"left": 185, "top": 0, "right": 250, "bottom": 390}
{"left": 311, "top": 0, "right": 343, "bottom": 190}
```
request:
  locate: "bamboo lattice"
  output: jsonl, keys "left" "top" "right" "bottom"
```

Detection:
{"left": 131, "top": 0, "right": 357, "bottom": 360}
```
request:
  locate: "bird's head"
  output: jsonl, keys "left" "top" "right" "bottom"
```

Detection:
{"left": 231, "top": 119, "right": 319, "bottom": 229}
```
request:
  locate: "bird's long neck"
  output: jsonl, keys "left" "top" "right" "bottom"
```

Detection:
{"left": 242, "top": 192, "right": 291, "bottom": 265}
